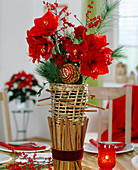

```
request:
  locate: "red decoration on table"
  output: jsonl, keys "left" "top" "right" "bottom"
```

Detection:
{"left": 89, "top": 139, "right": 126, "bottom": 151}
{"left": 89, "top": 139, "right": 99, "bottom": 148}
{"left": 98, "top": 142, "right": 116, "bottom": 170}
{"left": 101, "top": 85, "right": 138, "bottom": 143}
{"left": 4, "top": 148, "right": 52, "bottom": 170}
{"left": 0, "top": 141, "right": 46, "bottom": 151}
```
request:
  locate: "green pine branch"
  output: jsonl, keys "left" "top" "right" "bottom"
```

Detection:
{"left": 35, "top": 58, "right": 62, "bottom": 84}
{"left": 111, "top": 45, "right": 127, "bottom": 58}
{"left": 96, "top": 0, "right": 120, "bottom": 34}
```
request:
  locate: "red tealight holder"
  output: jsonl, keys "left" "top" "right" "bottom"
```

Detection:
{"left": 98, "top": 142, "right": 116, "bottom": 170}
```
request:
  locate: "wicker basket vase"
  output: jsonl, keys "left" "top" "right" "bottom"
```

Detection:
{"left": 50, "top": 83, "right": 88, "bottom": 122}
{"left": 48, "top": 83, "right": 89, "bottom": 170}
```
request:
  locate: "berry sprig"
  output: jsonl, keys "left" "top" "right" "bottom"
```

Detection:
{"left": 43, "top": 1, "right": 57, "bottom": 10}
{"left": 86, "top": 0, "right": 94, "bottom": 20}
{"left": 74, "top": 15, "right": 85, "bottom": 27}
{"left": 59, "top": 6, "right": 68, "bottom": 16}
{"left": 43, "top": 1, "right": 58, "bottom": 15}
{"left": 59, "top": 10, "right": 72, "bottom": 32}
{"left": 0, "top": 148, "right": 52, "bottom": 170}
{"left": 88, "top": 15, "right": 102, "bottom": 28}
{"left": 85, "top": 0, "right": 102, "bottom": 29}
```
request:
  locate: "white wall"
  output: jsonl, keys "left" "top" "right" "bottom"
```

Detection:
{"left": 0, "top": 0, "right": 83, "bottom": 140}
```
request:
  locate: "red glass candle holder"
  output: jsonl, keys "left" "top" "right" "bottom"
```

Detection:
{"left": 98, "top": 142, "right": 116, "bottom": 170}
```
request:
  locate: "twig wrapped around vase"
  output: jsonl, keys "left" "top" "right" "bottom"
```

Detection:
{"left": 48, "top": 116, "right": 89, "bottom": 170}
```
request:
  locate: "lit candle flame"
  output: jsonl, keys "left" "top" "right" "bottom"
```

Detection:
{"left": 105, "top": 155, "right": 109, "bottom": 160}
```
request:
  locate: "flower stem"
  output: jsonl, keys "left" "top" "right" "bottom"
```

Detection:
{"left": 54, "top": 34, "right": 60, "bottom": 54}
{"left": 75, "top": 16, "right": 85, "bottom": 27}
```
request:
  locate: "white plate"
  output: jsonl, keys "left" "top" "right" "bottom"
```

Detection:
{"left": 0, "top": 141, "right": 50, "bottom": 153}
{"left": 131, "top": 155, "right": 138, "bottom": 170}
{"left": 84, "top": 143, "right": 134, "bottom": 154}
{"left": 0, "top": 153, "right": 12, "bottom": 164}
{"left": 15, "top": 153, "right": 52, "bottom": 165}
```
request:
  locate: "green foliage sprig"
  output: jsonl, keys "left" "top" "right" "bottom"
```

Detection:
{"left": 35, "top": 58, "right": 62, "bottom": 84}
{"left": 96, "top": 0, "right": 120, "bottom": 34}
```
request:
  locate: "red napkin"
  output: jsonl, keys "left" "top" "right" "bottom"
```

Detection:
{"left": 101, "top": 85, "right": 138, "bottom": 143}
{"left": 89, "top": 139, "right": 126, "bottom": 151}
{"left": 0, "top": 141, "right": 46, "bottom": 151}
{"left": 89, "top": 139, "right": 99, "bottom": 148}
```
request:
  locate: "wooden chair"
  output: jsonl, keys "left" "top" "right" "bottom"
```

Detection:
{"left": 88, "top": 86, "right": 132, "bottom": 144}
{"left": 0, "top": 90, "right": 12, "bottom": 142}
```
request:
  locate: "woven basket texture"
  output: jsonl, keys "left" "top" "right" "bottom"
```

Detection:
{"left": 50, "top": 83, "right": 88, "bottom": 123}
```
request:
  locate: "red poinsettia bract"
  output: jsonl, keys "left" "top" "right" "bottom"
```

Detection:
{"left": 5, "top": 71, "right": 38, "bottom": 90}
{"left": 5, "top": 81, "right": 13, "bottom": 90}
{"left": 26, "top": 32, "right": 54, "bottom": 63}
{"left": 29, "top": 9, "right": 59, "bottom": 37}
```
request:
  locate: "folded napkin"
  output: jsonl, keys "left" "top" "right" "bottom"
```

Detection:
{"left": 0, "top": 142, "right": 46, "bottom": 151}
{"left": 89, "top": 139, "right": 99, "bottom": 148}
{"left": 89, "top": 139, "right": 126, "bottom": 151}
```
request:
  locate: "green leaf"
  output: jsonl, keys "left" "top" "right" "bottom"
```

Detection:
{"left": 32, "top": 99, "right": 36, "bottom": 104}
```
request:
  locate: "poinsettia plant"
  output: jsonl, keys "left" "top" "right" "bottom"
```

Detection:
{"left": 5, "top": 71, "right": 41, "bottom": 103}
{"left": 26, "top": 0, "right": 121, "bottom": 85}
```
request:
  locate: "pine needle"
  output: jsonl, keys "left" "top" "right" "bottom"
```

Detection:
{"left": 96, "top": 0, "right": 120, "bottom": 34}
{"left": 35, "top": 58, "right": 62, "bottom": 84}
{"left": 111, "top": 45, "right": 127, "bottom": 58}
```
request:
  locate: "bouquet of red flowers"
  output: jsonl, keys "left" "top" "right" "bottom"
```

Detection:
{"left": 5, "top": 71, "right": 41, "bottom": 103}
{"left": 26, "top": 0, "right": 121, "bottom": 84}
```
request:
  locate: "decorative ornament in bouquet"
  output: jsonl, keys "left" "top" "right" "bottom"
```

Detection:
{"left": 26, "top": 1, "right": 113, "bottom": 169}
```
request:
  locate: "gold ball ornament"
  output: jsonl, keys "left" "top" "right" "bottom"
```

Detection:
{"left": 59, "top": 63, "right": 80, "bottom": 84}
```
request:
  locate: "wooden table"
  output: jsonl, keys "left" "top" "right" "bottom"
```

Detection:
{"left": 0, "top": 140, "right": 137, "bottom": 170}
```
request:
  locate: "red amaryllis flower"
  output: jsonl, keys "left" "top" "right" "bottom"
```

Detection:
{"left": 60, "top": 37, "right": 72, "bottom": 51}
{"left": 74, "top": 25, "right": 87, "bottom": 39}
{"left": 66, "top": 42, "right": 88, "bottom": 62}
{"left": 83, "top": 32, "right": 109, "bottom": 50}
{"left": 94, "top": 34, "right": 109, "bottom": 49}
{"left": 26, "top": 32, "right": 54, "bottom": 63}
{"left": 80, "top": 48, "right": 113, "bottom": 80}
{"left": 100, "top": 47, "right": 113, "bottom": 65}
{"left": 28, "top": 9, "right": 59, "bottom": 36}
{"left": 52, "top": 54, "right": 67, "bottom": 67}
